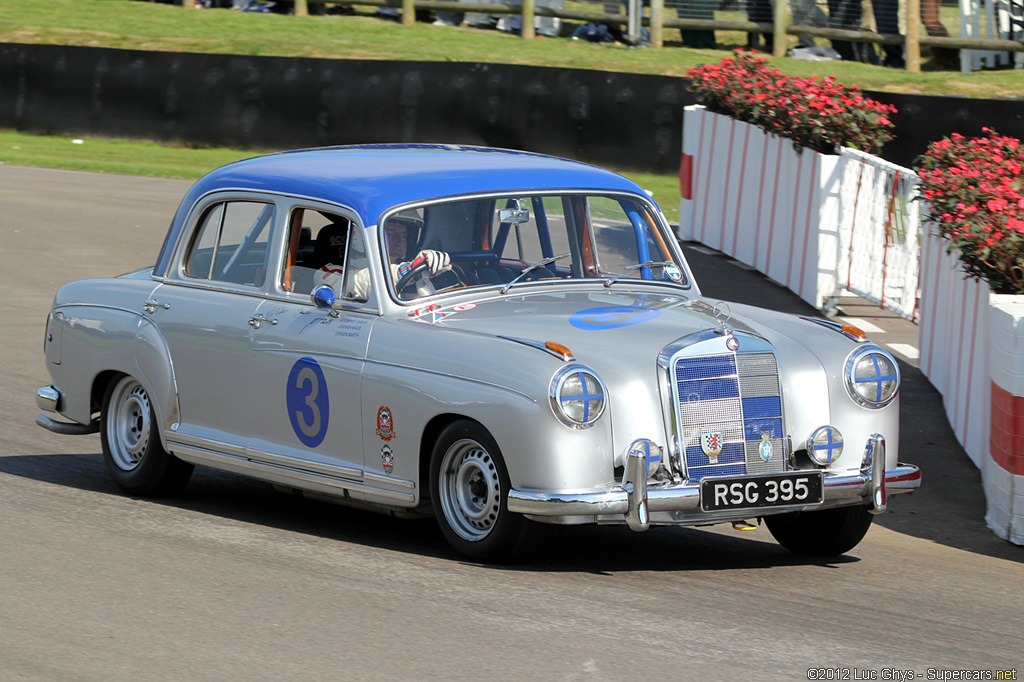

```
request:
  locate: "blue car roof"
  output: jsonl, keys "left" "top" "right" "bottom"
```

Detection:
{"left": 154, "top": 144, "right": 650, "bottom": 278}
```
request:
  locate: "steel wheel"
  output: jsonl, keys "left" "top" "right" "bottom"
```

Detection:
{"left": 429, "top": 420, "right": 544, "bottom": 563}
{"left": 100, "top": 374, "right": 193, "bottom": 497}
{"left": 437, "top": 438, "right": 502, "bottom": 542}
{"left": 105, "top": 378, "right": 152, "bottom": 471}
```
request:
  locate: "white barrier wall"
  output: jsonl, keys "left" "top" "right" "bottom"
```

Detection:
{"left": 987, "top": 295, "right": 1024, "bottom": 544}
{"left": 918, "top": 227, "right": 991, "bottom": 467}
{"left": 918, "top": 232, "right": 1024, "bottom": 544}
{"left": 679, "top": 105, "right": 919, "bottom": 320}
{"left": 836, "top": 149, "right": 922, "bottom": 322}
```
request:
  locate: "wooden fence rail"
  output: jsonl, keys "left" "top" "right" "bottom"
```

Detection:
{"left": 185, "top": 0, "right": 1023, "bottom": 73}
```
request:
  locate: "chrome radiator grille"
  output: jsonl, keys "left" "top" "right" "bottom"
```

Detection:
{"left": 675, "top": 351, "right": 785, "bottom": 482}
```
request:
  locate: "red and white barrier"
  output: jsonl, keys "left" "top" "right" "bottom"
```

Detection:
{"left": 679, "top": 105, "right": 919, "bottom": 320}
{"left": 986, "top": 295, "right": 1024, "bottom": 544}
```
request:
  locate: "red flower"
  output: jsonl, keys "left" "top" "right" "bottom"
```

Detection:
{"left": 685, "top": 50, "right": 895, "bottom": 156}
{"left": 917, "top": 129, "right": 1024, "bottom": 293}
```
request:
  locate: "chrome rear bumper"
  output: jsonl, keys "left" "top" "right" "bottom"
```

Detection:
{"left": 508, "top": 434, "right": 920, "bottom": 530}
{"left": 35, "top": 385, "right": 99, "bottom": 435}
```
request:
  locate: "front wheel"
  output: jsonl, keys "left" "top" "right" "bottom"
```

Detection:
{"left": 429, "top": 420, "right": 542, "bottom": 563}
{"left": 765, "top": 505, "right": 873, "bottom": 557}
{"left": 101, "top": 374, "right": 193, "bottom": 497}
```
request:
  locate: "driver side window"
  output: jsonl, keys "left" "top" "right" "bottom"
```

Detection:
{"left": 282, "top": 208, "right": 370, "bottom": 302}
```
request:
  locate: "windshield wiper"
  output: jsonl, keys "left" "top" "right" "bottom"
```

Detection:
{"left": 501, "top": 252, "right": 571, "bottom": 294}
{"left": 603, "top": 261, "right": 675, "bottom": 288}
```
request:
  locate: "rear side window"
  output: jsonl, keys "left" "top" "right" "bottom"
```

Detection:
{"left": 184, "top": 201, "right": 275, "bottom": 287}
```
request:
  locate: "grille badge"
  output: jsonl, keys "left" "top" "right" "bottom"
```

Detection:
{"left": 759, "top": 432, "right": 774, "bottom": 461}
{"left": 700, "top": 432, "right": 723, "bottom": 463}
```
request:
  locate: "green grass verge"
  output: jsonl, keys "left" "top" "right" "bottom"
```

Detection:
{"left": 1, "top": 0, "right": 1021, "bottom": 98}
{"left": 0, "top": 129, "right": 683, "bottom": 222}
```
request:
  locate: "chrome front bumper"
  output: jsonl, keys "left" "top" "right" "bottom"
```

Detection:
{"left": 508, "top": 434, "right": 920, "bottom": 531}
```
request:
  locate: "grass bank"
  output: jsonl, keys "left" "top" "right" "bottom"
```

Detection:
{"left": 1, "top": 0, "right": 1022, "bottom": 98}
{"left": 0, "top": 130, "right": 683, "bottom": 222}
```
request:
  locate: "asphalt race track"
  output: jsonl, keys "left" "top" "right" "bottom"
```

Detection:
{"left": 1, "top": 165, "right": 1020, "bottom": 681}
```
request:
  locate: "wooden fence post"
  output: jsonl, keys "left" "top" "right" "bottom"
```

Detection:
{"left": 295, "top": 0, "right": 308, "bottom": 15}
{"left": 402, "top": 0, "right": 415, "bottom": 24}
{"left": 650, "top": 0, "right": 664, "bottom": 46}
{"left": 906, "top": 0, "right": 922, "bottom": 71}
{"left": 522, "top": 0, "right": 536, "bottom": 39}
{"left": 773, "top": 0, "right": 787, "bottom": 56}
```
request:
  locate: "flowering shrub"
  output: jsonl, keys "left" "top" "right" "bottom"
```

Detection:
{"left": 686, "top": 51, "right": 897, "bottom": 155}
{"left": 917, "top": 129, "right": 1024, "bottom": 294}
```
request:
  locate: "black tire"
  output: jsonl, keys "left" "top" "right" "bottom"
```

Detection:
{"left": 765, "top": 505, "right": 874, "bottom": 557}
{"left": 429, "top": 420, "right": 543, "bottom": 563}
{"left": 100, "top": 374, "right": 194, "bottom": 497}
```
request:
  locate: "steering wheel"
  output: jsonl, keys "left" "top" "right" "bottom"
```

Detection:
{"left": 394, "top": 255, "right": 467, "bottom": 300}
{"left": 395, "top": 257, "right": 435, "bottom": 300}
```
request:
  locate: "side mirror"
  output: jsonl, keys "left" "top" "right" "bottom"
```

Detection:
{"left": 311, "top": 284, "right": 336, "bottom": 310}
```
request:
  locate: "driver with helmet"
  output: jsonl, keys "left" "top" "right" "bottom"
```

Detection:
{"left": 314, "top": 214, "right": 449, "bottom": 301}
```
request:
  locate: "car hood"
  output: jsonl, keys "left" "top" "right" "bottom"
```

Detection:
{"left": 416, "top": 288, "right": 794, "bottom": 365}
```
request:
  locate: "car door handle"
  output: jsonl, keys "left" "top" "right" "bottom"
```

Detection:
{"left": 249, "top": 314, "right": 278, "bottom": 329}
{"left": 143, "top": 299, "right": 170, "bottom": 314}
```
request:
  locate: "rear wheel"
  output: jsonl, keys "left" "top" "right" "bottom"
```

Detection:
{"left": 429, "top": 420, "right": 542, "bottom": 563}
{"left": 765, "top": 505, "right": 873, "bottom": 556}
{"left": 101, "top": 375, "right": 193, "bottom": 497}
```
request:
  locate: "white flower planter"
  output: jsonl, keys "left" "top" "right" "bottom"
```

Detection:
{"left": 679, "top": 105, "right": 843, "bottom": 312}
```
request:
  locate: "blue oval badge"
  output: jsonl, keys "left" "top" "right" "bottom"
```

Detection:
{"left": 286, "top": 357, "right": 330, "bottom": 448}
{"left": 570, "top": 305, "right": 661, "bottom": 330}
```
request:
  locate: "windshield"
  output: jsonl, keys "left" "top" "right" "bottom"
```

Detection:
{"left": 381, "top": 193, "right": 688, "bottom": 302}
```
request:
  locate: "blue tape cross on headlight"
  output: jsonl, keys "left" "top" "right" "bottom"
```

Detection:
{"left": 560, "top": 370, "right": 605, "bottom": 422}
{"left": 570, "top": 305, "right": 661, "bottom": 330}
{"left": 812, "top": 428, "right": 843, "bottom": 464}
{"left": 856, "top": 352, "right": 899, "bottom": 402}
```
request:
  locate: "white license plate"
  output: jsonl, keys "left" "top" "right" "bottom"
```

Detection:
{"left": 700, "top": 472, "right": 824, "bottom": 512}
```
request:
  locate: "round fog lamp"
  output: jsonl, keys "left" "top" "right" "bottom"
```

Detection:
{"left": 807, "top": 426, "right": 844, "bottom": 466}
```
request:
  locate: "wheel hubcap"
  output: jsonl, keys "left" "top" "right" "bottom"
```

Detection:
{"left": 107, "top": 378, "right": 151, "bottom": 471}
{"left": 439, "top": 439, "right": 501, "bottom": 542}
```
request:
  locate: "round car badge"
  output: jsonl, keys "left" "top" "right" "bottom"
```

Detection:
{"left": 375, "top": 406, "right": 395, "bottom": 442}
{"left": 570, "top": 305, "right": 661, "bottom": 330}
{"left": 759, "top": 433, "right": 774, "bottom": 462}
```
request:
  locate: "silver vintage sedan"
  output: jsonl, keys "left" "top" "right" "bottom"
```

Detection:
{"left": 36, "top": 144, "right": 920, "bottom": 562}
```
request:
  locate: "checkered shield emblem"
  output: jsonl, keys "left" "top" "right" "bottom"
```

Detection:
{"left": 700, "top": 432, "right": 723, "bottom": 464}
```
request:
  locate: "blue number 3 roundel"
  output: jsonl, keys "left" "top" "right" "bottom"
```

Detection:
{"left": 570, "top": 305, "right": 661, "bottom": 330}
{"left": 286, "top": 357, "right": 330, "bottom": 448}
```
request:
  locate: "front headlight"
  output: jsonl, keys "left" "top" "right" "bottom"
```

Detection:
{"left": 845, "top": 346, "right": 900, "bottom": 408}
{"left": 549, "top": 365, "right": 606, "bottom": 428}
